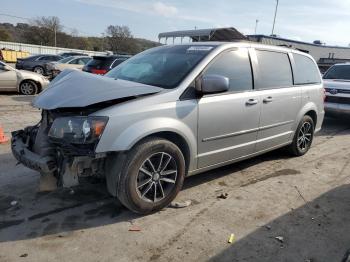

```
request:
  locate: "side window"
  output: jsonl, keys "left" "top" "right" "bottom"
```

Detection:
{"left": 204, "top": 48, "right": 253, "bottom": 92}
{"left": 256, "top": 50, "right": 293, "bottom": 89}
{"left": 293, "top": 53, "right": 321, "bottom": 85}
{"left": 52, "top": 56, "right": 61, "bottom": 61}
{"left": 37, "top": 56, "right": 48, "bottom": 61}
{"left": 82, "top": 58, "right": 91, "bottom": 64}
{"left": 111, "top": 59, "right": 126, "bottom": 68}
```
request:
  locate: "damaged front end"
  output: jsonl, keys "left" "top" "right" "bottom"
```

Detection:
{"left": 12, "top": 109, "right": 108, "bottom": 188}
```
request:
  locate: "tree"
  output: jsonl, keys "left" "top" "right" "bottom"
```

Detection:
{"left": 26, "top": 16, "right": 62, "bottom": 46}
{"left": 0, "top": 27, "right": 12, "bottom": 41}
{"left": 105, "top": 25, "right": 137, "bottom": 54}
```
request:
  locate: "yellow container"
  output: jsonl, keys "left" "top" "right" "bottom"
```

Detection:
{"left": 1, "top": 50, "right": 30, "bottom": 63}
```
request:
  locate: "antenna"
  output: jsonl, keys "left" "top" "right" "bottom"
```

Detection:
{"left": 271, "top": 0, "right": 279, "bottom": 35}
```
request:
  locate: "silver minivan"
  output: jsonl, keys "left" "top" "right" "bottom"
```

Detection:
{"left": 12, "top": 42, "right": 324, "bottom": 214}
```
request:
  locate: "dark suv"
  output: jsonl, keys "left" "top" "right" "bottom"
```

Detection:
{"left": 16, "top": 54, "right": 63, "bottom": 75}
{"left": 82, "top": 55, "right": 130, "bottom": 75}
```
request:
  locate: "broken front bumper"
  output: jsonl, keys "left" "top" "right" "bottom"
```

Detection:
{"left": 11, "top": 130, "right": 57, "bottom": 174}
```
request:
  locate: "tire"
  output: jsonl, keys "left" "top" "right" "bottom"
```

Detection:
{"left": 33, "top": 66, "right": 45, "bottom": 75}
{"left": 116, "top": 137, "right": 186, "bottom": 214}
{"left": 19, "top": 80, "right": 38, "bottom": 95}
{"left": 287, "top": 115, "right": 314, "bottom": 156}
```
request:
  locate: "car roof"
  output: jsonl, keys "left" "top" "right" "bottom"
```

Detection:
{"left": 162, "top": 41, "right": 313, "bottom": 58}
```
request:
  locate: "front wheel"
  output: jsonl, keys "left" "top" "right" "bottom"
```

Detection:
{"left": 19, "top": 81, "right": 38, "bottom": 95}
{"left": 287, "top": 115, "right": 314, "bottom": 156}
{"left": 116, "top": 137, "right": 186, "bottom": 214}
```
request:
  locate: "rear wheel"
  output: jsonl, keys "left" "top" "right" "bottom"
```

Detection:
{"left": 19, "top": 81, "right": 38, "bottom": 95}
{"left": 116, "top": 137, "right": 186, "bottom": 214}
{"left": 287, "top": 115, "right": 314, "bottom": 156}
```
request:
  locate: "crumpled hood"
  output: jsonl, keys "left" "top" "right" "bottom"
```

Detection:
{"left": 33, "top": 69, "right": 163, "bottom": 110}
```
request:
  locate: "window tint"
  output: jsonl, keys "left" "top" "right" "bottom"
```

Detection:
{"left": 111, "top": 58, "right": 127, "bottom": 68}
{"left": 256, "top": 50, "right": 293, "bottom": 89}
{"left": 323, "top": 65, "right": 350, "bottom": 80}
{"left": 37, "top": 56, "right": 49, "bottom": 61}
{"left": 204, "top": 48, "right": 253, "bottom": 92}
{"left": 293, "top": 53, "right": 321, "bottom": 84}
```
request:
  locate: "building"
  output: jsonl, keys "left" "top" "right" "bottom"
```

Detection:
{"left": 158, "top": 27, "right": 350, "bottom": 72}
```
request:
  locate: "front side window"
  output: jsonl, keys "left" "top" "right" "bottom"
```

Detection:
{"left": 256, "top": 50, "right": 293, "bottom": 89}
{"left": 293, "top": 53, "right": 321, "bottom": 84}
{"left": 203, "top": 48, "right": 253, "bottom": 92}
{"left": 323, "top": 65, "right": 350, "bottom": 80}
{"left": 106, "top": 45, "right": 216, "bottom": 89}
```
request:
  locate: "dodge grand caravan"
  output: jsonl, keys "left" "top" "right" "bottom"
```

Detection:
{"left": 12, "top": 42, "right": 324, "bottom": 214}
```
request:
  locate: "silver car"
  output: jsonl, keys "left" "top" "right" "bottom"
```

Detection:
{"left": 0, "top": 61, "right": 50, "bottom": 95}
{"left": 11, "top": 42, "right": 324, "bottom": 213}
{"left": 323, "top": 63, "right": 350, "bottom": 115}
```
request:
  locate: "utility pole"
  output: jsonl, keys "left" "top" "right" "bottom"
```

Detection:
{"left": 255, "top": 19, "right": 259, "bottom": 34}
{"left": 54, "top": 25, "right": 57, "bottom": 47}
{"left": 271, "top": 0, "right": 279, "bottom": 36}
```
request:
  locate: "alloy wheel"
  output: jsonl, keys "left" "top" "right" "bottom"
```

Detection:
{"left": 20, "top": 82, "right": 35, "bottom": 95}
{"left": 136, "top": 152, "right": 178, "bottom": 203}
{"left": 297, "top": 121, "right": 313, "bottom": 151}
{"left": 34, "top": 67, "right": 44, "bottom": 75}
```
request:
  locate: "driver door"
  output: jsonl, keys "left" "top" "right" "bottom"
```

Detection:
{"left": 0, "top": 63, "right": 17, "bottom": 91}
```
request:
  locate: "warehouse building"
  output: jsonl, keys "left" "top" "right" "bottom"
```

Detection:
{"left": 159, "top": 27, "right": 350, "bottom": 72}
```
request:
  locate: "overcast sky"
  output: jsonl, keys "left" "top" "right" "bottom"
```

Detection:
{"left": 1, "top": 0, "right": 350, "bottom": 46}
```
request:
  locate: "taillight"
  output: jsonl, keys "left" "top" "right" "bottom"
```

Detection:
{"left": 91, "top": 69, "right": 107, "bottom": 75}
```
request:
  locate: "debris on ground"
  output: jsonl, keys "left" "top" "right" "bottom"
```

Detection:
{"left": 275, "top": 236, "right": 284, "bottom": 243}
{"left": 217, "top": 193, "right": 228, "bottom": 199}
{"left": 265, "top": 225, "right": 271, "bottom": 230}
{"left": 169, "top": 200, "right": 192, "bottom": 208}
{"left": 19, "top": 254, "right": 28, "bottom": 257}
{"left": 129, "top": 225, "right": 142, "bottom": 232}
{"left": 228, "top": 233, "right": 235, "bottom": 244}
{"left": 10, "top": 200, "right": 18, "bottom": 206}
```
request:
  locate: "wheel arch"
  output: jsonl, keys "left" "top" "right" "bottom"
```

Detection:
{"left": 18, "top": 79, "right": 41, "bottom": 93}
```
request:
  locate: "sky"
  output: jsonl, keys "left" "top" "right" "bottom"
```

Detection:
{"left": 1, "top": 0, "right": 350, "bottom": 46}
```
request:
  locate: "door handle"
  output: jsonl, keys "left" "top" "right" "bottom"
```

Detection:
{"left": 263, "top": 96, "right": 273, "bottom": 103}
{"left": 246, "top": 99, "right": 258, "bottom": 105}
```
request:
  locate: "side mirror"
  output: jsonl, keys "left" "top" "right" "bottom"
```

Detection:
{"left": 198, "top": 74, "right": 229, "bottom": 94}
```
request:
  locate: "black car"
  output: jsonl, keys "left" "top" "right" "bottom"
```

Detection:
{"left": 16, "top": 54, "right": 63, "bottom": 75}
{"left": 82, "top": 55, "right": 131, "bottom": 75}
{"left": 58, "top": 52, "right": 88, "bottom": 58}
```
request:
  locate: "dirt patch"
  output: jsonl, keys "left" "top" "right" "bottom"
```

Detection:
{"left": 240, "top": 169, "right": 301, "bottom": 187}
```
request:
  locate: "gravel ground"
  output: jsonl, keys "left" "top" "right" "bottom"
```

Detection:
{"left": 0, "top": 94, "right": 350, "bottom": 262}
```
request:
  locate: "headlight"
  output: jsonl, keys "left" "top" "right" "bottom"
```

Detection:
{"left": 48, "top": 116, "right": 108, "bottom": 144}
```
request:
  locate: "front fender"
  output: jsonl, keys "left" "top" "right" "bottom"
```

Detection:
{"left": 96, "top": 117, "right": 197, "bottom": 163}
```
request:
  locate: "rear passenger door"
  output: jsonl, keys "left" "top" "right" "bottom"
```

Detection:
{"left": 253, "top": 49, "right": 301, "bottom": 151}
{"left": 197, "top": 48, "right": 261, "bottom": 168}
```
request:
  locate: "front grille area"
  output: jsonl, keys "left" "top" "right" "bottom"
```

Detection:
{"left": 325, "top": 96, "right": 350, "bottom": 104}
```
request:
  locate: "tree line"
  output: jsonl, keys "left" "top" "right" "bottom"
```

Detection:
{"left": 0, "top": 16, "right": 160, "bottom": 54}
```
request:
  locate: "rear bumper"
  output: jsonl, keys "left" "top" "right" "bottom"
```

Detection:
{"left": 325, "top": 102, "right": 350, "bottom": 115}
{"left": 11, "top": 130, "right": 57, "bottom": 174}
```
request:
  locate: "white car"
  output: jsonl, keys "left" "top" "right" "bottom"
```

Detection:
{"left": 323, "top": 63, "right": 350, "bottom": 116}
{"left": 45, "top": 56, "right": 92, "bottom": 78}
{"left": 0, "top": 61, "right": 49, "bottom": 95}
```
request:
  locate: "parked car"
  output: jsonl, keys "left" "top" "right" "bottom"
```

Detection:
{"left": 0, "top": 61, "right": 49, "bottom": 95}
{"left": 323, "top": 63, "right": 350, "bottom": 116}
{"left": 12, "top": 43, "right": 324, "bottom": 214}
{"left": 45, "top": 56, "right": 92, "bottom": 79}
{"left": 82, "top": 55, "right": 130, "bottom": 75}
{"left": 16, "top": 54, "right": 63, "bottom": 75}
{"left": 58, "top": 52, "right": 89, "bottom": 58}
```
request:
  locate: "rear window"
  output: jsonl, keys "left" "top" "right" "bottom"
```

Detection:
{"left": 256, "top": 50, "right": 293, "bottom": 89}
{"left": 323, "top": 65, "right": 350, "bottom": 80}
{"left": 293, "top": 53, "right": 321, "bottom": 84}
{"left": 86, "top": 57, "right": 115, "bottom": 69}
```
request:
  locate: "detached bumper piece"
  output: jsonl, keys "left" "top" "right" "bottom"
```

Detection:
{"left": 11, "top": 130, "right": 57, "bottom": 174}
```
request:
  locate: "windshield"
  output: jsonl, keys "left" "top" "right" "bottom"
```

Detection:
{"left": 323, "top": 65, "right": 350, "bottom": 80}
{"left": 57, "top": 56, "right": 74, "bottom": 63}
{"left": 105, "top": 45, "right": 216, "bottom": 89}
